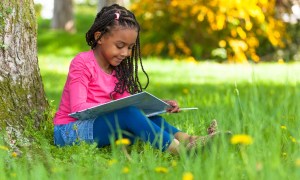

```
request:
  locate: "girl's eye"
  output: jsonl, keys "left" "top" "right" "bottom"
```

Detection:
{"left": 116, "top": 45, "right": 124, "bottom": 49}
{"left": 116, "top": 43, "right": 135, "bottom": 49}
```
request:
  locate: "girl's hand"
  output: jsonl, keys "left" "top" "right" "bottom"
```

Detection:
{"left": 164, "top": 100, "right": 180, "bottom": 113}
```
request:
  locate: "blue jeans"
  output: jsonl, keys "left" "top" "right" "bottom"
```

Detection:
{"left": 54, "top": 119, "right": 95, "bottom": 146}
{"left": 54, "top": 106, "right": 180, "bottom": 151}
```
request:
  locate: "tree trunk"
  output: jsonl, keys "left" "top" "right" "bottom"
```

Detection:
{"left": 52, "top": 0, "right": 75, "bottom": 32}
{"left": 0, "top": 0, "right": 49, "bottom": 147}
{"left": 98, "top": 0, "right": 125, "bottom": 12}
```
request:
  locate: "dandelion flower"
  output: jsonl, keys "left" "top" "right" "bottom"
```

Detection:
{"left": 155, "top": 166, "right": 168, "bottom": 173}
{"left": 182, "top": 88, "right": 189, "bottom": 94}
{"left": 108, "top": 159, "right": 117, "bottom": 166}
{"left": 11, "top": 152, "right": 18, "bottom": 157}
{"left": 182, "top": 172, "right": 194, "bottom": 180}
{"left": 115, "top": 138, "right": 131, "bottom": 146}
{"left": 0, "top": 145, "right": 9, "bottom": 151}
{"left": 290, "top": 136, "right": 297, "bottom": 143}
{"left": 280, "top": 125, "right": 287, "bottom": 130}
{"left": 230, "top": 134, "right": 253, "bottom": 145}
{"left": 122, "top": 167, "right": 130, "bottom": 174}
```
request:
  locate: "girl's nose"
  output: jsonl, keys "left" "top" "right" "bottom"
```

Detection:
{"left": 121, "top": 48, "right": 131, "bottom": 57}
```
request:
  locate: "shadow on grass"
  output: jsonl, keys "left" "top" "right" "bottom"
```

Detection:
{"left": 41, "top": 70, "right": 66, "bottom": 108}
{"left": 42, "top": 67, "right": 299, "bottom": 134}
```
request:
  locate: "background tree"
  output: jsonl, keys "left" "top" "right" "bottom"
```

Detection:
{"left": 0, "top": 0, "right": 49, "bottom": 147}
{"left": 98, "top": 0, "right": 125, "bottom": 11}
{"left": 52, "top": 0, "right": 75, "bottom": 32}
{"left": 275, "top": 0, "right": 300, "bottom": 61}
{"left": 131, "top": 0, "right": 288, "bottom": 62}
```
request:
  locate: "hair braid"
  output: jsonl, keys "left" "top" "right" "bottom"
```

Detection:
{"left": 86, "top": 4, "right": 149, "bottom": 98}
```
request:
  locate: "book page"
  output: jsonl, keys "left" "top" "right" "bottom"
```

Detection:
{"left": 69, "top": 92, "right": 172, "bottom": 120}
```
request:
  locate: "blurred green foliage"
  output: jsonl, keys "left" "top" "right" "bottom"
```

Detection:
{"left": 37, "top": 4, "right": 96, "bottom": 57}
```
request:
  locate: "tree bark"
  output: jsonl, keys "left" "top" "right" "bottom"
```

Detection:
{"left": 52, "top": 0, "right": 75, "bottom": 32}
{"left": 0, "top": 0, "right": 49, "bottom": 146}
{"left": 98, "top": 0, "right": 125, "bottom": 12}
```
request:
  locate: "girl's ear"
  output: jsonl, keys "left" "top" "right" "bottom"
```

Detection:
{"left": 94, "top": 32, "right": 102, "bottom": 44}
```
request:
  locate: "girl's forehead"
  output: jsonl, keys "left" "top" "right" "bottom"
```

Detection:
{"left": 107, "top": 26, "right": 138, "bottom": 43}
{"left": 110, "top": 25, "right": 138, "bottom": 33}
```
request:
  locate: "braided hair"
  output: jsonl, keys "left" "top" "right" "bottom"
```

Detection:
{"left": 86, "top": 4, "right": 149, "bottom": 97}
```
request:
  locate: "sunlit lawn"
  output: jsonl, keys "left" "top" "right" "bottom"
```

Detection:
{"left": 36, "top": 5, "right": 300, "bottom": 177}
{"left": 1, "top": 4, "right": 300, "bottom": 180}
{"left": 36, "top": 51, "right": 300, "bottom": 179}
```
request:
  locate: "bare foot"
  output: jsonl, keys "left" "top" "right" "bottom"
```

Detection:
{"left": 186, "top": 119, "right": 222, "bottom": 150}
{"left": 207, "top": 119, "right": 218, "bottom": 135}
{"left": 186, "top": 133, "right": 219, "bottom": 149}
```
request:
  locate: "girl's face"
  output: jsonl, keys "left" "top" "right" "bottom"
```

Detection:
{"left": 95, "top": 26, "right": 138, "bottom": 67}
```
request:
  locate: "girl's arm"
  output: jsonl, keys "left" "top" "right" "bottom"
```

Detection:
{"left": 68, "top": 56, "right": 99, "bottom": 112}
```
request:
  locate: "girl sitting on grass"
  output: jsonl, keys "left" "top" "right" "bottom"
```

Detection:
{"left": 53, "top": 4, "right": 219, "bottom": 154}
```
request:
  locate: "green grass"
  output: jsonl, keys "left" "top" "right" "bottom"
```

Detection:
{"left": 1, "top": 4, "right": 300, "bottom": 180}
{"left": 3, "top": 56, "right": 299, "bottom": 179}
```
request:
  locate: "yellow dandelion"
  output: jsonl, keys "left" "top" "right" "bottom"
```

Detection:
{"left": 230, "top": 134, "right": 253, "bottom": 145}
{"left": 11, "top": 152, "right": 18, "bottom": 157}
{"left": 0, "top": 145, "right": 9, "bottom": 151}
{"left": 182, "top": 172, "right": 194, "bottom": 180}
{"left": 108, "top": 159, "right": 117, "bottom": 166}
{"left": 295, "top": 158, "right": 300, "bottom": 167}
{"left": 290, "top": 136, "right": 297, "bottom": 143}
{"left": 122, "top": 167, "right": 130, "bottom": 174}
{"left": 154, "top": 166, "right": 168, "bottom": 173}
{"left": 182, "top": 88, "right": 189, "bottom": 94}
{"left": 280, "top": 125, "right": 287, "bottom": 130}
{"left": 115, "top": 138, "right": 131, "bottom": 146}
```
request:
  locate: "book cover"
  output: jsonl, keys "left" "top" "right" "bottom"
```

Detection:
{"left": 69, "top": 91, "right": 173, "bottom": 120}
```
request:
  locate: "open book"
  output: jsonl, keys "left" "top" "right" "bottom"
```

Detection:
{"left": 69, "top": 91, "right": 198, "bottom": 120}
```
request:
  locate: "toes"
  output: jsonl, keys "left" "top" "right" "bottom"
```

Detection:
{"left": 207, "top": 119, "right": 218, "bottom": 135}
{"left": 187, "top": 135, "right": 212, "bottom": 149}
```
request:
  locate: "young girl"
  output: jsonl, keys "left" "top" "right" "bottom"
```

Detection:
{"left": 53, "top": 4, "right": 218, "bottom": 154}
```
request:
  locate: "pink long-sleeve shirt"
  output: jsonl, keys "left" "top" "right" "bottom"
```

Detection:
{"left": 53, "top": 50, "right": 130, "bottom": 125}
